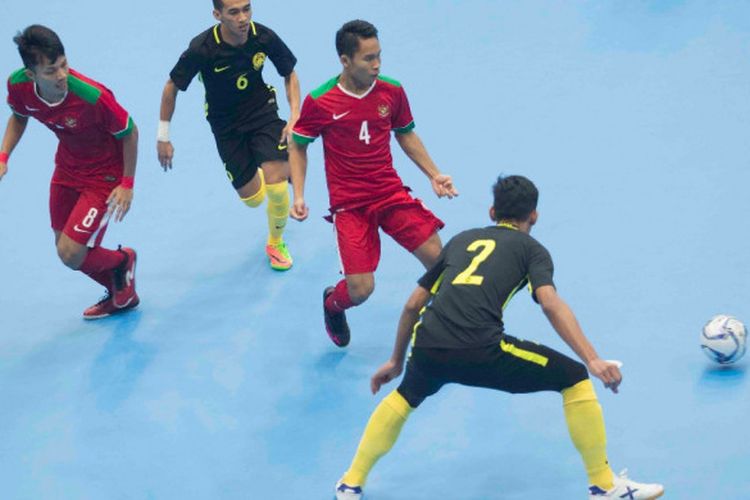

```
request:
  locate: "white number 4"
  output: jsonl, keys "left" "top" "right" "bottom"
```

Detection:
{"left": 359, "top": 120, "right": 371, "bottom": 144}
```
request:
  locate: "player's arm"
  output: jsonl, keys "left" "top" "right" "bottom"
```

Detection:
{"left": 280, "top": 70, "right": 300, "bottom": 143}
{"left": 395, "top": 130, "right": 458, "bottom": 199}
{"left": 107, "top": 122, "right": 139, "bottom": 222}
{"left": 288, "top": 139, "right": 309, "bottom": 221}
{"left": 371, "top": 285, "right": 431, "bottom": 394}
{"left": 157, "top": 79, "right": 179, "bottom": 171}
{"left": 535, "top": 285, "right": 623, "bottom": 393}
{"left": 0, "top": 113, "right": 29, "bottom": 181}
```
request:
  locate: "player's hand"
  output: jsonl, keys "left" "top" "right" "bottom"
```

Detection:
{"left": 106, "top": 186, "right": 133, "bottom": 222}
{"left": 431, "top": 174, "right": 458, "bottom": 199}
{"left": 370, "top": 359, "right": 403, "bottom": 394}
{"left": 157, "top": 141, "right": 174, "bottom": 171}
{"left": 290, "top": 196, "right": 309, "bottom": 221}
{"left": 587, "top": 358, "right": 622, "bottom": 394}
{"left": 0, "top": 162, "right": 7, "bottom": 182}
{"left": 280, "top": 115, "right": 298, "bottom": 145}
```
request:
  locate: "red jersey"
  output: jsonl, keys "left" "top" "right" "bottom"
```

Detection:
{"left": 292, "top": 75, "right": 416, "bottom": 210}
{"left": 6, "top": 68, "right": 133, "bottom": 187}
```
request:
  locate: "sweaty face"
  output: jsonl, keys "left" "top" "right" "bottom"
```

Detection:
{"left": 214, "top": 0, "right": 252, "bottom": 40}
{"left": 29, "top": 55, "right": 69, "bottom": 102}
{"left": 343, "top": 37, "right": 381, "bottom": 88}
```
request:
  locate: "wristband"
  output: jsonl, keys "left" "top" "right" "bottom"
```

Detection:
{"left": 120, "top": 176, "right": 134, "bottom": 189}
{"left": 157, "top": 120, "right": 170, "bottom": 142}
{"left": 0, "top": 151, "right": 8, "bottom": 164}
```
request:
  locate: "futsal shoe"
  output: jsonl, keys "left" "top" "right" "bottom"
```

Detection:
{"left": 113, "top": 246, "right": 137, "bottom": 308}
{"left": 83, "top": 291, "right": 140, "bottom": 320}
{"left": 323, "top": 286, "right": 351, "bottom": 347}
{"left": 265, "top": 240, "right": 293, "bottom": 271}
{"left": 588, "top": 469, "right": 664, "bottom": 499}
{"left": 334, "top": 481, "right": 362, "bottom": 500}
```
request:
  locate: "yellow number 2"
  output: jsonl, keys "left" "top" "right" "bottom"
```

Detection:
{"left": 452, "top": 239, "right": 496, "bottom": 286}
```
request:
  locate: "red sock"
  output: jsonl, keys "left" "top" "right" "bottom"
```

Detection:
{"left": 79, "top": 247, "right": 125, "bottom": 289}
{"left": 325, "top": 279, "right": 355, "bottom": 313}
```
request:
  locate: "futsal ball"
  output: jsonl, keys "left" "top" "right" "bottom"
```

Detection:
{"left": 701, "top": 315, "right": 747, "bottom": 364}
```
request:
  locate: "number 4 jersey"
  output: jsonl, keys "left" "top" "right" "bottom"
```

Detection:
{"left": 292, "top": 75, "right": 416, "bottom": 211}
{"left": 414, "top": 224, "right": 556, "bottom": 349}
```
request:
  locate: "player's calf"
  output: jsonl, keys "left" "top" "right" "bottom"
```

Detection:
{"left": 112, "top": 246, "right": 137, "bottom": 308}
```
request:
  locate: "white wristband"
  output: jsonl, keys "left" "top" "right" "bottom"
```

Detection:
{"left": 157, "top": 120, "right": 170, "bottom": 142}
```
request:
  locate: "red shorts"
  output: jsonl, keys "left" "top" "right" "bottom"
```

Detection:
{"left": 50, "top": 183, "right": 113, "bottom": 247}
{"left": 332, "top": 189, "right": 444, "bottom": 274}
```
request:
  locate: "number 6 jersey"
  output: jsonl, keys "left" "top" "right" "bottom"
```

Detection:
{"left": 292, "top": 75, "right": 416, "bottom": 211}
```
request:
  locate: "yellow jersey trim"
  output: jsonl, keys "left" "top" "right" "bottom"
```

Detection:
{"left": 213, "top": 25, "right": 221, "bottom": 44}
{"left": 250, "top": 21, "right": 257, "bottom": 36}
{"left": 500, "top": 339, "right": 549, "bottom": 367}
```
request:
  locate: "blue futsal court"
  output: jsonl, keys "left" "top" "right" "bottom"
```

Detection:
{"left": 1, "top": 1, "right": 749, "bottom": 498}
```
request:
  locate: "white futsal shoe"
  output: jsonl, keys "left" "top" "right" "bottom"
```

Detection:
{"left": 588, "top": 469, "right": 664, "bottom": 499}
{"left": 334, "top": 480, "right": 363, "bottom": 500}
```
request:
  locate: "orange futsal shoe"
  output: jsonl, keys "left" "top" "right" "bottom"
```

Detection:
{"left": 113, "top": 246, "right": 137, "bottom": 308}
{"left": 83, "top": 291, "right": 140, "bottom": 320}
{"left": 265, "top": 241, "right": 293, "bottom": 271}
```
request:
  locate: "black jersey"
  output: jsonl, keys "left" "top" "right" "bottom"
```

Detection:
{"left": 414, "top": 224, "right": 555, "bottom": 349}
{"left": 169, "top": 21, "right": 296, "bottom": 133}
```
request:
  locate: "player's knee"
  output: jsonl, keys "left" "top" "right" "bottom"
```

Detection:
{"left": 57, "top": 243, "right": 84, "bottom": 269}
{"left": 240, "top": 170, "right": 267, "bottom": 208}
{"left": 563, "top": 360, "right": 590, "bottom": 390}
{"left": 348, "top": 280, "right": 375, "bottom": 305}
{"left": 242, "top": 188, "right": 265, "bottom": 208}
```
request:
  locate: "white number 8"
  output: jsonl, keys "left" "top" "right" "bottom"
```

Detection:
{"left": 82, "top": 207, "right": 99, "bottom": 228}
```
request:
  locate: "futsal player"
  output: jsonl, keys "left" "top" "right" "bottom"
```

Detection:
{"left": 334, "top": 176, "right": 664, "bottom": 499}
{"left": 1, "top": 25, "right": 139, "bottom": 319}
{"left": 157, "top": 0, "right": 299, "bottom": 270}
{"left": 289, "top": 20, "right": 458, "bottom": 347}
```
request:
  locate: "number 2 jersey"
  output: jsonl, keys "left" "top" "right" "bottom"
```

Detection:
{"left": 292, "top": 75, "right": 416, "bottom": 211}
{"left": 414, "top": 225, "right": 556, "bottom": 349}
{"left": 6, "top": 68, "right": 133, "bottom": 188}
{"left": 169, "top": 22, "right": 297, "bottom": 135}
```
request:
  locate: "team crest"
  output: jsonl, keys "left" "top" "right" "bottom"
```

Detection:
{"left": 252, "top": 52, "right": 266, "bottom": 71}
{"left": 65, "top": 117, "right": 78, "bottom": 128}
{"left": 377, "top": 104, "right": 390, "bottom": 118}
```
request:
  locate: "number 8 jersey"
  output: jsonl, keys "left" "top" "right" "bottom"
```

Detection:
{"left": 292, "top": 75, "right": 416, "bottom": 211}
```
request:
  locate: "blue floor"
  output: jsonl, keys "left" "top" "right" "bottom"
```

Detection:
{"left": 1, "top": 1, "right": 749, "bottom": 498}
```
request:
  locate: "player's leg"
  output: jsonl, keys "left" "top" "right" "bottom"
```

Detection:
{"left": 214, "top": 130, "right": 267, "bottom": 208}
{"left": 323, "top": 210, "right": 380, "bottom": 347}
{"left": 378, "top": 190, "right": 445, "bottom": 269}
{"left": 53, "top": 184, "right": 138, "bottom": 318}
{"left": 336, "top": 349, "right": 445, "bottom": 499}
{"left": 251, "top": 117, "right": 293, "bottom": 270}
{"left": 462, "top": 337, "right": 663, "bottom": 498}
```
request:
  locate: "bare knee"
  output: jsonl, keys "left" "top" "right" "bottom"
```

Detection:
{"left": 57, "top": 239, "right": 87, "bottom": 270}
{"left": 347, "top": 276, "right": 375, "bottom": 305}
{"left": 414, "top": 233, "right": 442, "bottom": 269}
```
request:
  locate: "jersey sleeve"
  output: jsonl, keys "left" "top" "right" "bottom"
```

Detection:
{"left": 392, "top": 85, "right": 415, "bottom": 134}
{"left": 417, "top": 240, "right": 451, "bottom": 292}
{"left": 527, "top": 240, "right": 555, "bottom": 301}
{"left": 258, "top": 24, "right": 297, "bottom": 78}
{"left": 292, "top": 94, "right": 326, "bottom": 144}
{"left": 6, "top": 79, "right": 28, "bottom": 118}
{"left": 169, "top": 44, "right": 203, "bottom": 92}
{"left": 97, "top": 90, "right": 134, "bottom": 139}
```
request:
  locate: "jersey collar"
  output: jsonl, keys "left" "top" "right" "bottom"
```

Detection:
{"left": 497, "top": 221, "right": 519, "bottom": 231}
{"left": 33, "top": 81, "right": 67, "bottom": 108}
{"left": 337, "top": 77, "right": 377, "bottom": 100}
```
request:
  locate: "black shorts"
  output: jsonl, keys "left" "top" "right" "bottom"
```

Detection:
{"left": 397, "top": 335, "right": 588, "bottom": 408}
{"left": 213, "top": 113, "right": 288, "bottom": 189}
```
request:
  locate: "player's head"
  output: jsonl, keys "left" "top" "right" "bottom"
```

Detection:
{"left": 14, "top": 25, "right": 68, "bottom": 100}
{"left": 491, "top": 175, "right": 539, "bottom": 226}
{"left": 336, "top": 20, "right": 380, "bottom": 88}
{"left": 213, "top": 0, "right": 252, "bottom": 39}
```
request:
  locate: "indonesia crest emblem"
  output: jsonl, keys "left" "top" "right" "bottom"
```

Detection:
{"left": 377, "top": 104, "right": 390, "bottom": 118}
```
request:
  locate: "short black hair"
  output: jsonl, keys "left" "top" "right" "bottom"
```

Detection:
{"left": 492, "top": 175, "right": 539, "bottom": 221}
{"left": 13, "top": 25, "right": 65, "bottom": 70}
{"left": 336, "top": 20, "right": 378, "bottom": 58}
{"left": 212, "top": 0, "right": 223, "bottom": 10}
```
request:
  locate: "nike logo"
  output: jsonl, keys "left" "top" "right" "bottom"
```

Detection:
{"left": 73, "top": 224, "right": 93, "bottom": 234}
{"left": 25, "top": 105, "right": 40, "bottom": 112}
{"left": 125, "top": 268, "right": 134, "bottom": 287}
{"left": 332, "top": 111, "right": 351, "bottom": 120}
{"left": 277, "top": 143, "right": 288, "bottom": 151}
{"left": 214, "top": 65, "right": 231, "bottom": 73}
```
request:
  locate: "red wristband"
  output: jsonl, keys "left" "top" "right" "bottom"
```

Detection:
{"left": 120, "top": 176, "right": 134, "bottom": 189}
{"left": 0, "top": 151, "right": 8, "bottom": 163}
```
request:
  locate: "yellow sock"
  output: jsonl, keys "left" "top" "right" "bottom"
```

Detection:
{"left": 562, "top": 379, "right": 614, "bottom": 490}
{"left": 265, "top": 180, "right": 289, "bottom": 245}
{"left": 341, "top": 390, "right": 413, "bottom": 487}
{"left": 241, "top": 170, "right": 266, "bottom": 208}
